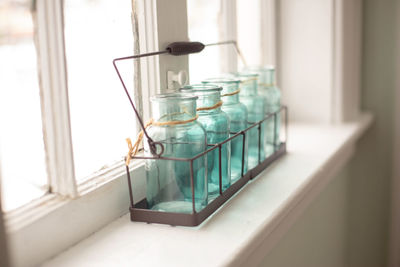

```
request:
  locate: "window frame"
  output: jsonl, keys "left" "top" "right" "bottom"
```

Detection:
{"left": 35, "top": 0, "right": 77, "bottom": 197}
{"left": 1, "top": 0, "right": 363, "bottom": 266}
{"left": 3, "top": 0, "right": 191, "bottom": 265}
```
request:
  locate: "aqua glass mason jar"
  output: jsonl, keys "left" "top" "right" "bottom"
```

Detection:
{"left": 202, "top": 78, "right": 248, "bottom": 183}
{"left": 234, "top": 72, "right": 267, "bottom": 168}
{"left": 144, "top": 93, "right": 207, "bottom": 213}
{"left": 180, "top": 84, "right": 231, "bottom": 200}
{"left": 244, "top": 66, "right": 281, "bottom": 153}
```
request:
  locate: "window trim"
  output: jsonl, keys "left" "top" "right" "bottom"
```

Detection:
{"left": 276, "top": 0, "right": 362, "bottom": 123}
{"left": 35, "top": 0, "right": 77, "bottom": 197}
{"left": 3, "top": 0, "right": 190, "bottom": 265}
{"left": 2, "top": 0, "right": 364, "bottom": 266}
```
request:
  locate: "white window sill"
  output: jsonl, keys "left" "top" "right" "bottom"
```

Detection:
{"left": 40, "top": 112, "right": 373, "bottom": 267}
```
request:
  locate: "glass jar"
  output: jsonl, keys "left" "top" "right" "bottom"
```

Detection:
{"left": 244, "top": 66, "right": 281, "bottom": 153}
{"left": 180, "top": 84, "right": 231, "bottom": 200}
{"left": 144, "top": 93, "right": 207, "bottom": 213}
{"left": 202, "top": 78, "right": 248, "bottom": 183}
{"left": 234, "top": 72, "right": 267, "bottom": 168}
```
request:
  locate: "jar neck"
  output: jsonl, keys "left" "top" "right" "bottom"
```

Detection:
{"left": 151, "top": 99, "right": 197, "bottom": 122}
{"left": 222, "top": 93, "right": 239, "bottom": 104}
{"left": 239, "top": 78, "right": 258, "bottom": 96}
{"left": 220, "top": 82, "right": 240, "bottom": 105}
{"left": 201, "top": 79, "right": 241, "bottom": 105}
{"left": 260, "top": 69, "right": 275, "bottom": 86}
{"left": 196, "top": 92, "right": 222, "bottom": 114}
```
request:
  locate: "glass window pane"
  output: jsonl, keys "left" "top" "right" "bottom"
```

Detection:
{"left": 237, "top": 0, "right": 262, "bottom": 67}
{"left": 187, "top": 0, "right": 223, "bottom": 83}
{"left": 0, "top": 0, "right": 48, "bottom": 211}
{"left": 64, "top": 0, "right": 137, "bottom": 182}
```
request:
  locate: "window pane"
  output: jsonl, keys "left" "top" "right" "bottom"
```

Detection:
{"left": 64, "top": 0, "right": 137, "bottom": 181}
{"left": 0, "top": 0, "right": 48, "bottom": 211}
{"left": 187, "top": 0, "right": 223, "bottom": 83}
{"left": 237, "top": 0, "right": 262, "bottom": 67}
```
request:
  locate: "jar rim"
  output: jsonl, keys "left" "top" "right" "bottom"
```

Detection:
{"left": 180, "top": 84, "right": 223, "bottom": 92}
{"left": 150, "top": 92, "right": 198, "bottom": 102}
{"left": 202, "top": 77, "right": 241, "bottom": 84}
{"left": 244, "top": 65, "right": 275, "bottom": 71}
{"left": 235, "top": 72, "right": 259, "bottom": 77}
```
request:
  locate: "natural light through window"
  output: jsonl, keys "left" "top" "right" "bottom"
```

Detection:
{"left": 237, "top": 0, "right": 263, "bottom": 67}
{"left": 64, "top": 0, "right": 137, "bottom": 182}
{"left": 0, "top": 0, "right": 48, "bottom": 212}
{"left": 187, "top": 0, "right": 223, "bottom": 83}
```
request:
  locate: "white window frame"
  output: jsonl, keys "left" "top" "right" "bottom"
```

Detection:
{"left": 35, "top": 0, "right": 77, "bottom": 197}
{"left": 277, "top": 0, "right": 362, "bottom": 123}
{"left": 3, "top": 0, "right": 191, "bottom": 266}
{"left": 1, "top": 0, "right": 363, "bottom": 266}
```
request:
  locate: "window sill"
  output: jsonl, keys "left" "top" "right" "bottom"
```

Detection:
{"left": 40, "top": 112, "right": 373, "bottom": 267}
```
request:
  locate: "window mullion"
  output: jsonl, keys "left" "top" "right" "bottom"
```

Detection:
{"left": 35, "top": 0, "right": 77, "bottom": 197}
{"left": 135, "top": 0, "right": 161, "bottom": 122}
{"left": 135, "top": 0, "right": 189, "bottom": 116}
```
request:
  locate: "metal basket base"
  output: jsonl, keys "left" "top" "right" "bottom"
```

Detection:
{"left": 129, "top": 142, "right": 286, "bottom": 227}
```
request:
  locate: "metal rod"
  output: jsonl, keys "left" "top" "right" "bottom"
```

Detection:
{"left": 113, "top": 50, "right": 169, "bottom": 156}
{"left": 189, "top": 161, "right": 196, "bottom": 214}
{"left": 241, "top": 132, "right": 246, "bottom": 177}
{"left": 129, "top": 108, "right": 285, "bottom": 162}
{"left": 114, "top": 40, "right": 248, "bottom": 157}
{"left": 125, "top": 163, "right": 135, "bottom": 208}
{"left": 273, "top": 112, "right": 278, "bottom": 150}
{"left": 285, "top": 106, "right": 289, "bottom": 145}
{"left": 205, "top": 40, "right": 247, "bottom": 66}
{"left": 218, "top": 144, "right": 223, "bottom": 195}
{"left": 258, "top": 123, "right": 261, "bottom": 163}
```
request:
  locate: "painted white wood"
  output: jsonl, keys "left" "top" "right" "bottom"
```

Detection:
{"left": 278, "top": 0, "right": 362, "bottom": 123}
{"left": 332, "top": 0, "right": 362, "bottom": 123}
{"left": 278, "top": 0, "right": 334, "bottom": 123}
{"left": 3, "top": 1, "right": 368, "bottom": 266}
{"left": 231, "top": 141, "right": 355, "bottom": 267}
{"left": 155, "top": 0, "right": 189, "bottom": 91}
{"left": 35, "top": 0, "right": 77, "bottom": 197}
{"left": 5, "top": 160, "right": 145, "bottom": 267}
{"left": 135, "top": 0, "right": 189, "bottom": 118}
{"left": 135, "top": 0, "right": 160, "bottom": 122}
{"left": 3, "top": 4, "right": 191, "bottom": 266}
{"left": 41, "top": 113, "right": 373, "bottom": 267}
{"left": 131, "top": 0, "right": 145, "bottom": 133}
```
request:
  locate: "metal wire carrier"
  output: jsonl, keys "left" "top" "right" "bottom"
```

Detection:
{"left": 113, "top": 40, "right": 288, "bottom": 226}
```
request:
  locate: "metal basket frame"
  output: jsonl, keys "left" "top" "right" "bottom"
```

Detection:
{"left": 113, "top": 40, "right": 288, "bottom": 226}
{"left": 125, "top": 106, "right": 287, "bottom": 226}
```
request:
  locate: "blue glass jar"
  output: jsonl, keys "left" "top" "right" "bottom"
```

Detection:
{"left": 244, "top": 66, "right": 281, "bottom": 153}
{"left": 202, "top": 78, "right": 248, "bottom": 183}
{"left": 180, "top": 84, "right": 231, "bottom": 200}
{"left": 144, "top": 93, "right": 207, "bottom": 213}
{"left": 234, "top": 72, "right": 267, "bottom": 168}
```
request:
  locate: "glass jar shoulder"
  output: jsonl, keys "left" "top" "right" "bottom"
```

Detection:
{"left": 239, "top": 95, "right": 266, "bottom": 110}
{"left": 259, "top": 85, "right": 281, "bottom": 101}
{"left": 198, "top": 111, "right": 230, "bottom": 130}
{"left": 221, "top": 102, "right": 248, "bottom": 121}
